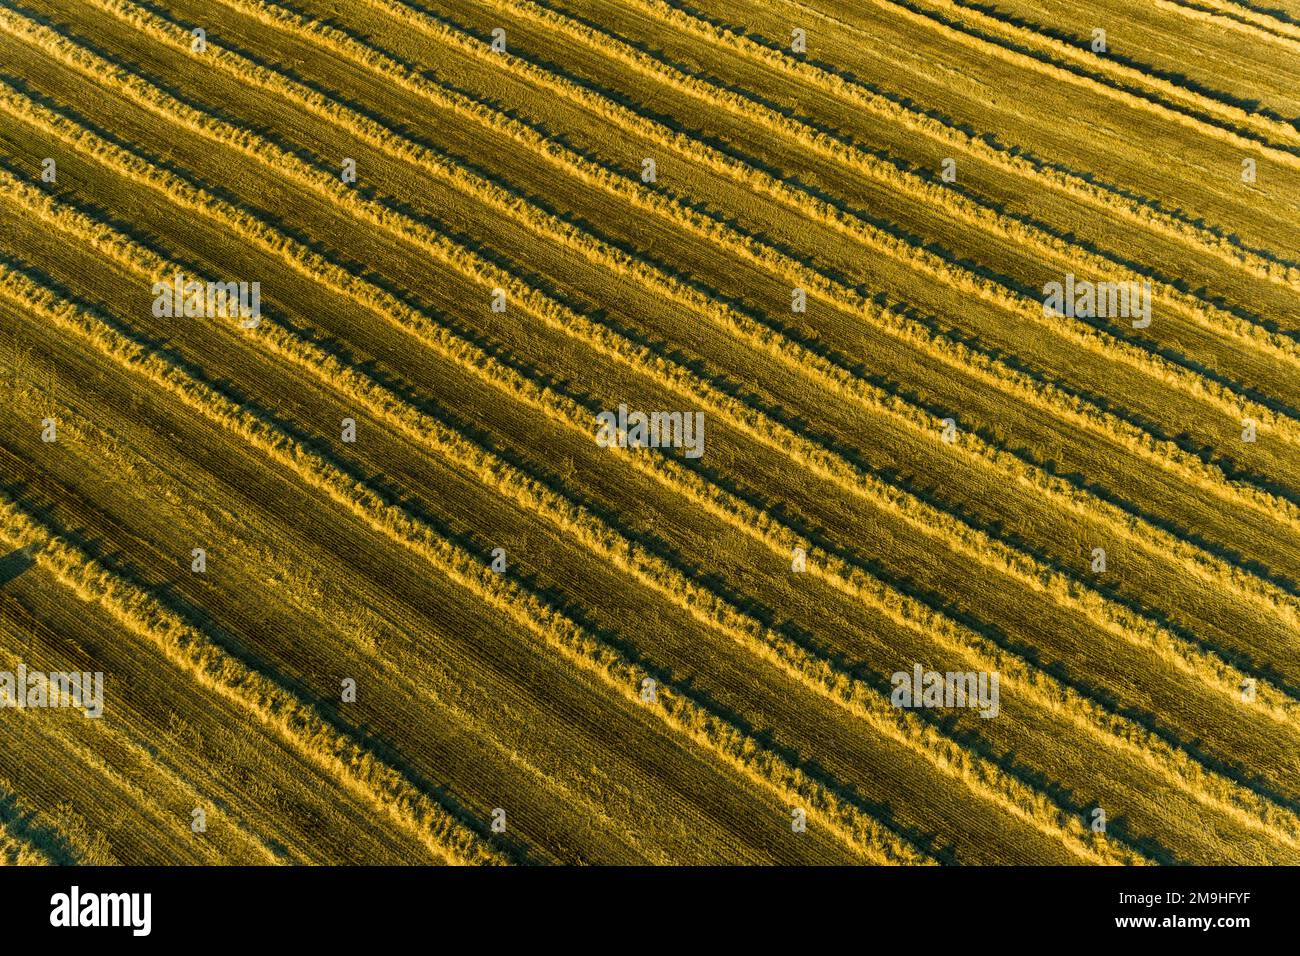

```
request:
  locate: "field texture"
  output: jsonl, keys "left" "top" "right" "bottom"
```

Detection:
{"left": 0, "top": 0, "right": 1297, "bottom": 864}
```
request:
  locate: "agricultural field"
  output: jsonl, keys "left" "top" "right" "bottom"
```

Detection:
{"left": 0, "top": 0, "right": 1296, "bottom": 865}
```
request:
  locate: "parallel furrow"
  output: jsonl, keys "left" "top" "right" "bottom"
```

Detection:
{"left": 3, "top": 108, "right": 1295, "bottom": 849}
{"left": 763, "top": 0, "right": 1300, "bottom": 283}
{"left": 1165, "top": 0, "right": 1300, "bottom": 42}
{"left": 338, "top": 0, "right": 1300, "bottom": 518}
{"left": 845, "top": 0, "right": 1300, "bottom": 160}
{"left": 1156, "top": 0, "right": 1300, "bottom": 48}
{"left": 558, "top": 0, "right": 1300, "bottom": 384}
{"left": 0, "top": 304, "right": 507, "bottom": 866}
{"left": 5, "top": 20, "right": 1294, "bottom": 728}
{"left": 0, "top": 426, "right": 660, "bottom": 865}
{"left": 153, "top": 0, "right": 1300, "bottom": 629}
{"left": 0, "top": 259, "right": 933, "bottom": 866}
{"left": 2, "top": 292, "right": 698, "bottom": 864}
{"left": 0, "top": 637, "right": 251, "bottom": 864}
{"left": 0, "top": 482, "right": 505, "bottom": 864}
{"left": 5, "top": 168, "right": 1137, "bottom": 864}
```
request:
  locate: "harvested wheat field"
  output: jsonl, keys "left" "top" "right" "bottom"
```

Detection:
{"left": 0, "top": 0, "right": 1296, "bottom": 866}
